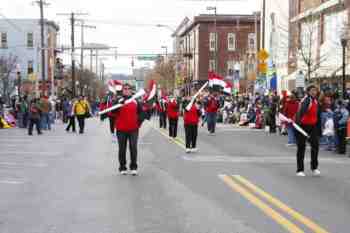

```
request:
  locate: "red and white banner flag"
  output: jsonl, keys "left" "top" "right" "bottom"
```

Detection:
{"left": 143, "top": 80, "right": 157, "bottom": 103}
{"left": 208, "top": 71, "right": 226, "bottom": 88}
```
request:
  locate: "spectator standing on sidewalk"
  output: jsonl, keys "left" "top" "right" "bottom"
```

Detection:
{"left": 295, "top": 85, "right": 321, "bottom": 177}
{"left": 28, "top": 98, "right": 42, "bottom": 136}
{"left": 39, "top": 96, "right": 52, "bottom": 130}
{"left": 334, "top": 100, "right": 349, "bottom": 154}
{"left": 65, "top": 98, "right": 76, "bottom": 133}
{"left": 73, "top": 96, "right": 90, "bottom": 134}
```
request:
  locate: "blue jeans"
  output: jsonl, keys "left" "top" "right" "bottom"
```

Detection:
{"left": 287, "top": 124, "right": 296, "bottom": 144}
{"left": 41, "top": 112, "right": 51, "bottom": 130}
{"left": 207, "top": 112, "right": 217, "bottom": 133}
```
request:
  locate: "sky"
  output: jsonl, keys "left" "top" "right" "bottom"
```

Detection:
{"left": 1, "top": 0, "right": 260, "bottom": 74}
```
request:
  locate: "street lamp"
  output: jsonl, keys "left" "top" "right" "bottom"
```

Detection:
{"left": 16, "top": 64, "right": 21, "bottom": 97}
{"left": 341, "top": 35, "right": 348, "bottom": 99}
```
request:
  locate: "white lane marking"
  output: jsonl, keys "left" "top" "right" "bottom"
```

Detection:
{"left": 183, "top": 156, "right": 350, "bottom": 164}
{"left": 0, "top": 151, "right": 62, "bottom": 156}
{"left": 0, "top": 180, "right": 25, "bottom": 184}
{"left": 0, "top": 162, "right": 48, "bottom": 168}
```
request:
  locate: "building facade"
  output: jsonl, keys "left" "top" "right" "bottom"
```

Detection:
{"left": 0, "top": 19, "right": 59, "bottom": 96}
{"left": 174, "top": 14, "right": 261, "bottom": 94}
{"left": 263, "top": 0, "right": 290, "bottom": 93}
{"left": 288, "top": 0, "right": 350, "bottom": 92}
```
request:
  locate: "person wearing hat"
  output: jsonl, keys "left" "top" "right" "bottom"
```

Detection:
{"left": 295, "top": 85, "right": 321, "bottom": 177}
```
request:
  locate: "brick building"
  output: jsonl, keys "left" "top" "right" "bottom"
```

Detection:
{"left": 173, "top": 14, "right": 261, "bottom": 94}
{"left": 288, "top": 0, "right": 350, "bottom": 91}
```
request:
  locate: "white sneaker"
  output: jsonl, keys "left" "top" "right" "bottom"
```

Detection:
{"left": 186, "top": 149, "right": 191, "bottom": 153}
{"left": 296, "top": 171, "right": 306, "bottom": 177}
{"left": 120, "top": 170, "right": 128, "bottom": 175}
{"left": 130, "top": 170, "right": 138, "bottom": 176}
{"left": 312, "top": 169, "right": 321, "bottom": 176}
{"left": 191, "top": 148, "right": 198, "bottom": 153}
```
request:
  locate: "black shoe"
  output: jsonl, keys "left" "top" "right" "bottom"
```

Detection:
{"left": 38, "top": 132, "right": 43, "bottom": 135}
{"left": 28, "top": 133, "right": 33, "bottom": 136}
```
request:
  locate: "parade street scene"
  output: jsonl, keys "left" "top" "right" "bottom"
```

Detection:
{"left": 1, "top": 0, "right": 350, "bottom": 233}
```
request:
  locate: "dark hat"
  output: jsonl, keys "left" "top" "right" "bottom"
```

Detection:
{"left": 306, "top": 85, "right": 317, "bottom": 92}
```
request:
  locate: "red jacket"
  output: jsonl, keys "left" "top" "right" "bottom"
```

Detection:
{"left": 206, "top": 96, "right": 219, "bottom": 113}
{"left": 114, "top": 100, "right": 139, "bottom": 132}
{"left": 167, "top": 100, "right": 179, "bottom": 119}
{"left": 301, "top": 98, "right": 318, "bottom": 125}
{"left": 184, "top": 105, "right": 200, "bottom": 125}
{"left": 284, "top": 99, "right": 299, "bottom": 120}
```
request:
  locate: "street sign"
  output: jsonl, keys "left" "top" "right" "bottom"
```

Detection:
{"left": 258, "top": 62, "right": 268, "bottom": 74}
{"left": 258, "top": 49, "right": 269, "bottom": 61}
{"left": 137, "top": 56, "right": 158, "bottom": 61}
{"left": 296, "top": 71, "right": 305, "bottom": 88}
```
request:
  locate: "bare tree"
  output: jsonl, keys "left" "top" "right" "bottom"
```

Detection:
{"left": 0, "top": 55, "right": 18, "bottom": 103}
{"left": 297, "top": 14, "right": 330, "bottom": 83}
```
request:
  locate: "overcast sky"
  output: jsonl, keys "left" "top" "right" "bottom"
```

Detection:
{"left": 1, "top": 0, "right": 260, "bottom": 74}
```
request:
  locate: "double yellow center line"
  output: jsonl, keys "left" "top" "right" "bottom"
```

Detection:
{"left": 219, "top": 175, "right": 329, "bottom": 233}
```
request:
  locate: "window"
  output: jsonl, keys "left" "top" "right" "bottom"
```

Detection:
{"left": 248, "top": 33, "right": 256, "bottom": 52}
{"left": 209, "top": 59, "right": 216, "bottom": 71}
{"left": 227, "top": 60, "right": 235, "bottom": 76}
{"left": 209, "top": 32, "right": 217, "bottom": 51}
{"left": 1, "top": 32, "right": 7, "bottom": 48}
{"left": 227, "top": 33, "right": 236, "bottom": 51}
{"left": 28, "top": 60, "right": 34, "bottom": 74}
{"left": 27, "top": 33, "right": 34, "bottom": 48}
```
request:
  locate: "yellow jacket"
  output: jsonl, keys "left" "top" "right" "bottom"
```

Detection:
{"left": 74, "top": 100, "right": 89, "bottom": 116}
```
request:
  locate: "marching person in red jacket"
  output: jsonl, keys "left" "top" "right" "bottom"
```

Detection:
{"left": 111, "top": 84, "right": 150, "bottom": 176}
{"left": 204, "top": 91, "right": 220, "bottom": 135}
{"left": 295, "top": 85, "right": 321, "bottom": 177}
{"left": 157, "top": 97, "right": 168, "bottom": 129}
{"left": 167, "top": 96, "right": 179, "bottom": 138}
{"left": 183, "top": 96, "right": 201, "bottom": 153}
{"left": 283, "top": 92, "right": 299, "bottom": 145}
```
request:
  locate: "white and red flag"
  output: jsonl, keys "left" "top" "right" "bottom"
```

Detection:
{"left": 143, "top": 79, "right": 157, "bottom": 104}
{"left": 223, "top": 81, "right": 233, "bottom": 94}
{"left": 208, "top": 71, "right": 226, "bottom": 88}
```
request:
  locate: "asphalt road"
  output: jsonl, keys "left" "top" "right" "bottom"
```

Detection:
{"left": 1, "top": 117, "right": 350, "bottom": 233}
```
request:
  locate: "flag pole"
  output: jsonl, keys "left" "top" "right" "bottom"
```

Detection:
{"left": 186, "top": 81, "right": 209, "bottom": 111}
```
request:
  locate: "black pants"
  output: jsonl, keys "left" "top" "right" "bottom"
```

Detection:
{"left": 28, "top": 118, "right": 41, "bottom": 135}
{"left": 169, "top": 118, "right": 178, "bottom": 138}
{"left": 117, "top": 130, "right": 138, "bottom": 171}
{"left": 159, "top": 112, "right": 167, "bottom": 129}
{"left": 185, "top": 124, "right": 198, "bottom": 149}
{"left": 296, "top": 125, "right": 319, "bottom": 172}
{"left": 337, "top": 128, "right": 347, "bottom": 154}
{"left": 77, "top": 115, "right": 85, "bottom": 133}
{"left": 109, "top": 116, "right": 115, "bottom": 134}
{"left": 66, "top": 116, "right": 76, "bottom": 132}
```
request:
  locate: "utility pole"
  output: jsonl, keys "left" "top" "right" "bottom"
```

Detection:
{"left": 34, "top": 0, "right": 49, "bottom": 96}
{"left": 262, "top": 0, "right": 266, "bottom": 49}
{"left": 75, "top": 20, "right": 96, "bottom": 70}
{"left": 57, "top": 12, "right": 88, "bottom": 97}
